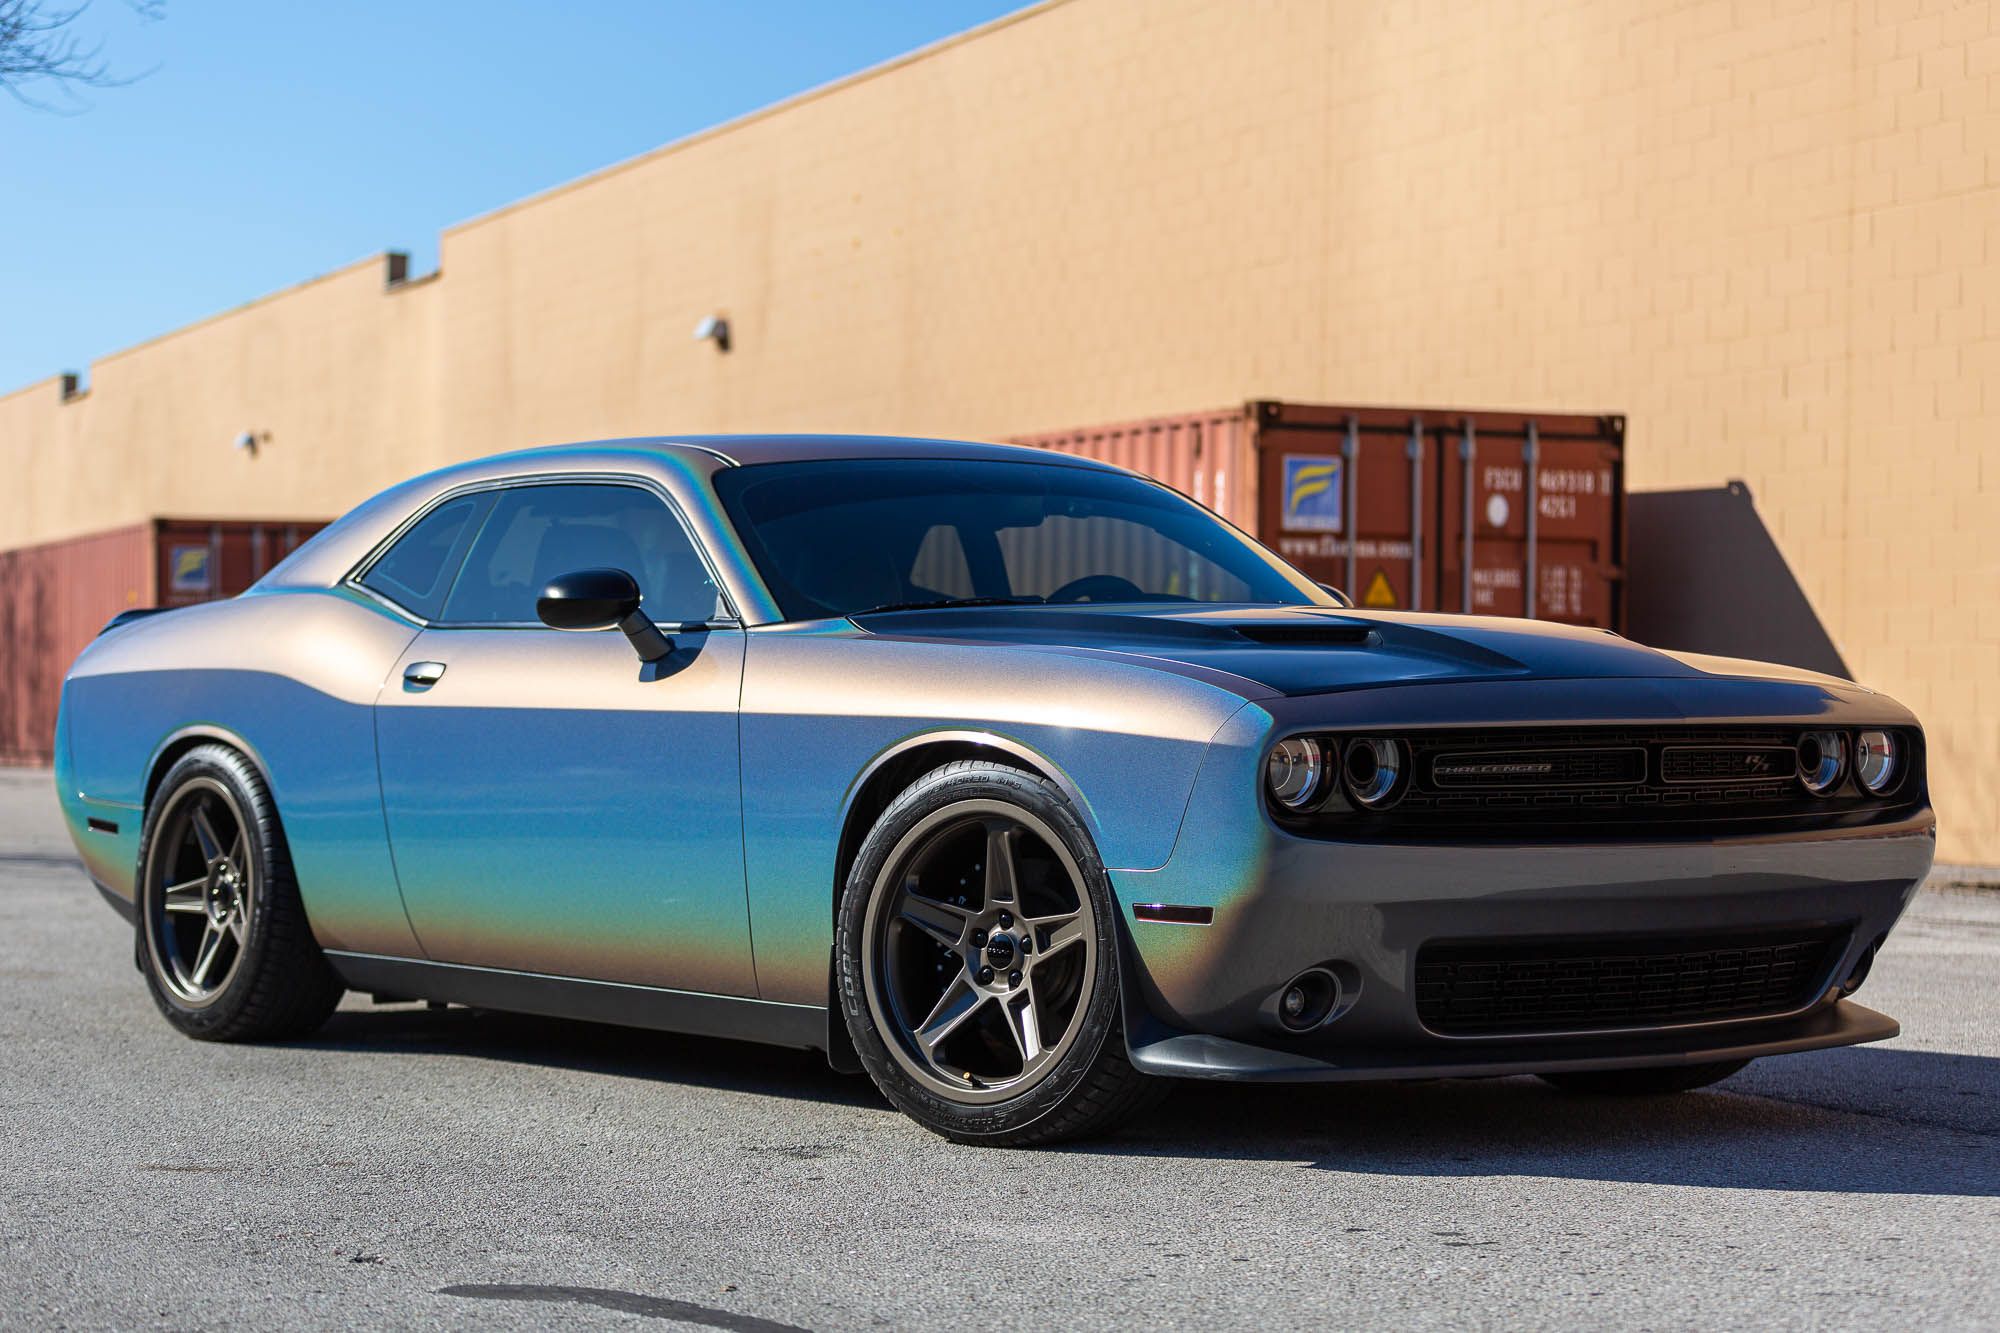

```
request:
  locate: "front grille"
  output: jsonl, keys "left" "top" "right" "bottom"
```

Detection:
{"left": 1402, "top": 727, "right": 1804, "bottom": 818}
{"left": 1660, "top": 744, "right": 1796, "bottom": 784}
{"left": 1430, "top": 746, "right": 1645, "bottom": 788}
{"left": 1278, "top": 725, "right": 1925, "bottom": 841}
{"left": 1414, "top": 927, "right": 1846, "bottom": 1036}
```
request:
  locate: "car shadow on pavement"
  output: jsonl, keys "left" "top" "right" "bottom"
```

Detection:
{"left": 299, "top": 1008, "right": 1996, "bottom": 1197}
{"left": 1095, "top": 1046, "right": 2000, "bottom": 1197}
{"left": 304, "top": 1004, "right": 880, "bottom": 1109}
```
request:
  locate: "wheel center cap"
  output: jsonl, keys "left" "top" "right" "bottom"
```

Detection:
{"left": 206, "top": 870, "right": 237, "bottom": 922}
{"left": 984, "top": 933, "right": 1017, "bottom": 968}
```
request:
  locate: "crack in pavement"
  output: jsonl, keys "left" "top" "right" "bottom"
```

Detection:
{"left": 438, "top": 1284, "right": 810, "bottom": 1330}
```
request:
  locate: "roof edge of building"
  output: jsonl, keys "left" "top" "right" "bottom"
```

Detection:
{"left": 1, "top": 249, "right": 404, "bottom": 403}
{"left": 440, "top": 0, "right": 1074, "bottom": 239}
{"left": 3, "top": 2, "right": 1072, "bottom": 406}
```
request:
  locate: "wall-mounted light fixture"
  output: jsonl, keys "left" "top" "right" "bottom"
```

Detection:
{"left": 692, "top": 314, "right": 731, "bottom": 353}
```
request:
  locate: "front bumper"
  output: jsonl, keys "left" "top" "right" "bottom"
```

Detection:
{"left": 1110, "top": 692, "right": 1936, "bottom": 1082}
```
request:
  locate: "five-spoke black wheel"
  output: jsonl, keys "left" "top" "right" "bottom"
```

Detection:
{"left": 838, "top": 760, "right": 1161, "bottom": 1145}
{"left": 146, "top": 775, "right": 256, "bottom": 1004}
{"left": 138, "top": 744, "right": 344, "bottom": 1041}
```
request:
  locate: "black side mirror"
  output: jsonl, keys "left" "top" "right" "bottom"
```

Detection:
{"left": 536, "top": 568, "right": 673, "bottom": 662}
{"left": 1316, "top": 582, "right": 1356, "bottom": 608}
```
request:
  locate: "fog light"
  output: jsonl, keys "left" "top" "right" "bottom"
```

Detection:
{"left": 1797, "top": 730, "right": 1848, "bottom": 796}
{"left": 1265, "top": 737, "right": 1324, "bottom": 810}
{"left": 1343, "top": 737, "right": 1405, "bottom": 808}
{"left": 1275, "top": 968, "right": 1339, "bottom": 1031}
{"left": 1856, "top": 730, "right": 1900, "bottom": 795}
{"left": 1841, "top": 936, "right": 1884, "bottom": 995}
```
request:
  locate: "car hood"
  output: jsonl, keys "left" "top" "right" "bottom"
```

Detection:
{"left": 848, "top": 604, "right": 1856, "bottom": 698}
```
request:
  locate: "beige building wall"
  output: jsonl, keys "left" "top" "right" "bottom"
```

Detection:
{"left": 2, "top": 0, "right": 1996, "bottom": 859}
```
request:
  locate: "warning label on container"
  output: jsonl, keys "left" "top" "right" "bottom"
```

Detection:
{"left": 1281, "top": 455, "right": 1343, "bottom": 532}
{"left": 1361, "top": 569, "right": 1397, "bottom": 608}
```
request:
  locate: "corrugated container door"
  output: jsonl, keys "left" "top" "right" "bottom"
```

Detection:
{"left": 0, "top": 525, "right": 153, "bottom": 765}
{"left": 1254, "top": 402, "right": 1435, "bottom": 610}
{"left": 1007, "top": 408, "right": 1257, "bottom": 531}
{"left": 152, "top": 519, "right": 329, "bottom": 606}
{"left": 1436, "top": 413, "right": 1624, "bottom": 629}
{"left": 153, "top": 521, "right": 221, "bottom": 608}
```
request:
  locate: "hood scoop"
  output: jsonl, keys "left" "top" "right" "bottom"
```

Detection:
{"left": 1232, "top": 623, "right": 1376, "bottom": 647}
{"left": 847, "top": 602, "right": 1733, "bottom": 697}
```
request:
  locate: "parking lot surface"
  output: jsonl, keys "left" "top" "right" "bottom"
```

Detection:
{"left": 2, "top": 768, "right": 1994, "bottom": 1329}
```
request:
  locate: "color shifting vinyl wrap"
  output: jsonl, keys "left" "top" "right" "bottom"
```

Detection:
{"left": 60, "top": 589, "right": 424, "bottom": 956}
{"left": 737, "top": 625, "right": 1252, "bottom": 1004}
{"left": 376, "top": 625, "right": 754, "bottom": 995}
{"left": 53, "top": 437, "right": 1937, "bottom": 1072}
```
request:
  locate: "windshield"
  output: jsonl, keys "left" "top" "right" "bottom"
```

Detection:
{"left": 712, "top": 458, "right": 1328, "bottom": 621}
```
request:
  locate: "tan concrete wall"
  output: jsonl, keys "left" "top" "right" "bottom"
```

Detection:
{"left": 2, "top": 0, "right": 1995, "bottom": 859}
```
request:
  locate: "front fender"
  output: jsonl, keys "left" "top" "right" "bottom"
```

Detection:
{"left": 738, "top": 628, "right": 1255, "bottom": 1004}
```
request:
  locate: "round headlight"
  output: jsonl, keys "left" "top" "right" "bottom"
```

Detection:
{"left": 1856, "top": 729, "right": 1900, "bottom": 795}
{"left": 1343, "top": 737, "right": 1405, "bottom": 808}
{"left": 1265, "top": 737, "right": 1324, "bottom": 810}
{"left": 1797, "top": 730, "right": 1848, "bottom": 796}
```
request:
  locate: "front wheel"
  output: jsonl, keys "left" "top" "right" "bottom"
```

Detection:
{"left": 1539, "top": 1059, "right": 1750, "bottom": 1096}
{"left": 836, "top": 760, "right": 1162, "bottom": 1146}
{"left": 136, "top": 744, "right": 344, "bottom": 1041}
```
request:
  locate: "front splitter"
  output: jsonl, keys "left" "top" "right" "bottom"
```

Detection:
{"left": 1126, "top": 997, "right": 1898, "bottom": 1082}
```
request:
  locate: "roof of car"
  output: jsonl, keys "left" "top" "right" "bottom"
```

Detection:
{"left": 521, "top": 434, "right": 1125, "bottom": 471}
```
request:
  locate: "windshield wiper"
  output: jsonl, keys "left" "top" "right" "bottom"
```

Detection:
{"left": 849, "top": 596, "right": 1047, "bottom": 616}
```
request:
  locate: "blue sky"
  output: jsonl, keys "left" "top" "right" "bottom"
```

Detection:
{"left": 0, "top": 1, "right": 1024, "bottom": 394}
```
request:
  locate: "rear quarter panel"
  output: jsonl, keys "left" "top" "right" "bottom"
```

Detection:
{"left": 60, "top": 588, "right": 423, "bottom": 955}
{"left": 739, "top": 627, "right": 1253, "bottom": 1004}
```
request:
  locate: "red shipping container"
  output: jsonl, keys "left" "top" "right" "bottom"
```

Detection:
{"left": 1433, "top": 411, "right": 1624, "bottom": 625}
{"left": 1252, "top": 403, "right": 1433, "bottom": 613}
{"left": 1014, "top": 400, "right": 1625, "bottom": 629}
{"left": 1008, "top": 407, "right": 1258, "bottom": 532}
{"left": 0, "top": 518, "right": 326, "bottom": 765}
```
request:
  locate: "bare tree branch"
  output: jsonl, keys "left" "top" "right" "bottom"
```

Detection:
{"left": 0, "top": 0, "right": 163, "bottom": 112}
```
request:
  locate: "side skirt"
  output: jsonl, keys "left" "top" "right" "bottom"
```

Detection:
{"left": 324, "top": 952, "right": 827, "bottom": 1052}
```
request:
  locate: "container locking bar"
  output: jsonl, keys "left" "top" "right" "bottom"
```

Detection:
{"left": 1407, "top": 417, "right": 1424, "bottom": 611}
{"left": 1524, "top": 420, "right": 1540, "bottom": 620}
{"left": 1342, "top": 415, "right": 1360, "bottom": 600}
{"left": 1459, "top": 419, "right": 1476, "bottom": 614}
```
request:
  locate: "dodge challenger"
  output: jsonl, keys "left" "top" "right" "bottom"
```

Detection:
{"left": 55, "top": 436, "right": 1935, "bottom": 1144}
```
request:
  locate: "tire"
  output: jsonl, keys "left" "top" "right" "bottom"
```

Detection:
{"left": 836, "top": 759, "right": 1163, "bottom": 1146}
{"left": 135, "top": 744, "right": 344, "bottom": 1041}
{"left": 1539, "top": 1059, "right": 1750, "bottom": 1096}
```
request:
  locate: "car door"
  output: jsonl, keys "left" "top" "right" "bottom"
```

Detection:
{"left": 367, "top": 477, "right": 754, "bottom": 996}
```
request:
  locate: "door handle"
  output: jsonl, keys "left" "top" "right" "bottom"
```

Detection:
{"left": 403, "top": 661, "right": 447, "bottom": 689}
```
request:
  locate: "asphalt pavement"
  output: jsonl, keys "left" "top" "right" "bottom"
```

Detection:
{"left": 2, "top": 767, "right": 1995, "bottom": 1330}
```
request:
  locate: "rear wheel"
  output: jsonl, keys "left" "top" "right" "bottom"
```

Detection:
{"left": 1539, "top": 1059, "right": 1749, "bottom": 1096}
{"left": 137, "top": 745, "right": 344, "bottom": 1041}
{"left": 837, "top": 760, "right": 1161, "bottom": 1146}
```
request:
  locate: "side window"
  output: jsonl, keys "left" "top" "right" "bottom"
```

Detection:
{"left": 357, "top": 493, "right": 490, "bottom": 619}
{"left": 439, "top": 482, "right": 724, "bottom": 626}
